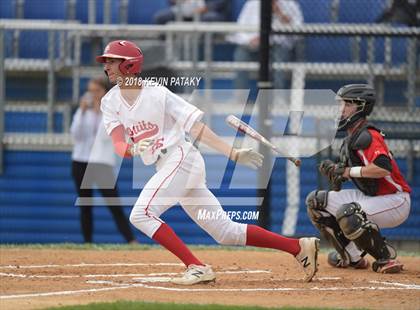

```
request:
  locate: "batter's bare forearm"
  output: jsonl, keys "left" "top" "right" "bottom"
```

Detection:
{"left": 110, "top": 125, "right": 132, "bottom": 158}
{"left": 190, "top": 122, "right": 233, "bottom": 159}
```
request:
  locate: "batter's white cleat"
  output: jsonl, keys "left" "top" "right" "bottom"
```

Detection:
{"left": 171, "top": 264, "right": 216, "bottom": 285}
{"left": 295, "top": 237, "right": 320, "bottom": 282}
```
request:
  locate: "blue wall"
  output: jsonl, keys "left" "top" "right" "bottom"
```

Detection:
{"left": 0, "top": 151, "right": 260, "bottom": 244}
{"left": 1, "top": 150, "right": 419, "bottom": 244}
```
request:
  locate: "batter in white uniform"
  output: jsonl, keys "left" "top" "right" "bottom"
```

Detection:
{"left": 97, "top": 40, "right": 319, "bottom": 285}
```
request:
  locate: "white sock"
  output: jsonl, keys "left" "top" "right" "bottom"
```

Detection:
{"left": 346, "top": 242, "right": 363, "bottom": 263}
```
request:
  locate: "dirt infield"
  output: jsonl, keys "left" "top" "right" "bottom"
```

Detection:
{"left": 0, "top": 247, "right": 419, "bottom": 310}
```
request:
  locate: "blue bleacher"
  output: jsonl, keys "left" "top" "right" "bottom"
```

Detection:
{"left": 75, "top": 0, "right": 120, "bottom": 24}
{"left": 18, "top": 31, "right": 49, "bottom": 59}
{"left": 5, "top": 111, "right": 63, "bottom": 133}
{"left": 298, "top": 0, "right": 332, "bottom": 23}
{"left": 0, "top": 0, "right": 15, "bottom": 18}
{"left": 231, "top": 0, "right": 246, "bottom": 21}
{"left": 6, "top": 76, "right": 86, "bottom": 102}
{"left": 24, "top": 0, "right": 67, "bottom": 19}
{"left": 338, "top": 0, "right": 384, "bottom": 23}
{"left": 6, "top": 77, "right": 47, "bottom": 100}
{"left": 4, "top": 0, "right": 409, "bottom": 66}
{"left": 304, "top": 37, "right": 353, "bottom": 63}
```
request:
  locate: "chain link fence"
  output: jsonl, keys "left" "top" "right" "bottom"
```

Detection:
{"left": 1, "top": 0, "right": 419, "bottom": 238}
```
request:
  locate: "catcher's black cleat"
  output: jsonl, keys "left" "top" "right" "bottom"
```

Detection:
{"left": 328, "top": 251, "right": 369, "bottom": 269}
{"left": 372, "top": 259, "right": 403, "bottom": 274}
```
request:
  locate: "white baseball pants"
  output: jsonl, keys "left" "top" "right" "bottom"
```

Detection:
{"left": 129, "top": 141, "right": 247, "bottom": 245}
{"left": 326, "top": 189, "right": 410, "bottom": 260}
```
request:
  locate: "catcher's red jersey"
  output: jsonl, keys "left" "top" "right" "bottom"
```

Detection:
{"left": 356, "top": 129, "right": 411, "bottom": 195}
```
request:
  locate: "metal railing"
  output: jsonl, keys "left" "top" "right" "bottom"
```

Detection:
{"left": 0, "top": 20, "right": 419, "bottom": 173}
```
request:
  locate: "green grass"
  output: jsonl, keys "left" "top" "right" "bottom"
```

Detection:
{"left": 44, "top": 300, "right": 365, "bottom": 310}
{"left": 1, "top": 243, "right": 419, "bottom": 256}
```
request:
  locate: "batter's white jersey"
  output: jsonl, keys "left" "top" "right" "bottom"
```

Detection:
{"left": 100, "top": 83, "right": 247, "bottom": 243}
{"left": 101, "top": 84, "right": 204, "bottom": 165}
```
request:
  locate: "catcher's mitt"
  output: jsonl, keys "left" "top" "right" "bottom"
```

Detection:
{"left": 319, "top": 159, "right": 347, "bottom": 191}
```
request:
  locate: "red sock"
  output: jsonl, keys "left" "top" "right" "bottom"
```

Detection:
{"left": 245, "top": 224, "right": 301, "bottom": 256}
{"left": 152, "top": 223, "right": 204, "bottom": 267}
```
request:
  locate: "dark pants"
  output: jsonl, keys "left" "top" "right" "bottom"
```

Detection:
{"left": 71, "top": 161, "right": 135, "bottom": 243}
{"left": 154, "top": 8, "right": 225, "bottom": 24}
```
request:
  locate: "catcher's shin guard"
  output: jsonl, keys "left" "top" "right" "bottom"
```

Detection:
{"left": 306, "top": 190, "right": 352, "bottom": 265}
{"left": 336, "top": 202, "right": 397, "bottom": 269}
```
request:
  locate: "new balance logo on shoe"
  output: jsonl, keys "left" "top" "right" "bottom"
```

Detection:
{"left": 171, "top": 265, "right": 216, "bottom": 285}
{"left": 301, "top": 256, "right": 310, "bottom": 268}
{"left": 296, "top": 238, "right": 319, "bottom": 282}
{"left": 191, "top": 270, "right": 204, "bottom": 278}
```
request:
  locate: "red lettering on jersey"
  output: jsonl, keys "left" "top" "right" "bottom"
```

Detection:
{"left": 127, "top": 121, "right": 159, "bottom": 143}
{"left": 152, "top": 138, "right": 164, "bottom": 154}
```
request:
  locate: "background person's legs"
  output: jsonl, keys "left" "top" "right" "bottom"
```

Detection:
{"left": 233, "top": 46, "right": 258, "bottom": 91}
{"left": 72, "top": 161, "right": 94, "bottom": 243}
{"left": 80, "top": 206, "right": 94, "bottom": 243}
{"left": 271, "top": 44, "right": 291, "bottom": 89}
{"left": 201, "top": 11, "right": 224, "bottom": 22}
{"left": 154, "top": 8, "right": 175, "bottom": 24}
{"left": 95, "top": 163, "right": 137, "bottom": 243}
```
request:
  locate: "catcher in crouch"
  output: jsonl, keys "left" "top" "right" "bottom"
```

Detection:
{"left": 306, "top": 84, "right": 411, "bottom": 273}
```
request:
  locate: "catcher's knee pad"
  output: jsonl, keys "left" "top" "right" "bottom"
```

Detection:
{"left": 336, "top": 203, "right": 366, "bottom": 240}
{"left": 336, "top": 202, "right": 396, "bottom": 261}
{"left": 306, "top": 190, "right": 351, "bottom": 263}
{"left": 305, "top": 190, "right": 329, "bottom": 222}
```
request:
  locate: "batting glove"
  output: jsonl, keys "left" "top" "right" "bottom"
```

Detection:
{"left": 231, "top": 148, "right": 264, "bottom": 169}
{"left": 129, "top": 139, "right": 154, "bottom": 157}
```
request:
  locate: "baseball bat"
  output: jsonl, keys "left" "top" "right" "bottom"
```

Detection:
{"left": 225, "top": 115, "right": 301, "bottom": 167}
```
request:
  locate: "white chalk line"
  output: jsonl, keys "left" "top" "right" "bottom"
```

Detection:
{"left": 95, "top": 277, "right": 343, "bottom": 285}
{"left": 317, "top": 277, "right": 342, "bottom": 280}
{"left": 2, "top": 281, "right": 420, "bottom": 300}
{"left": 132, "top": 277, "right": 172, "bottom": 283}
{"left": 1, "top": 261, "right": 418, "bottom": 300}
{"left": 0, "top": 262, "right": 183, "bottom": 269}
{"left": 0, "top": 285, "right": 135, "bottom": 299}
{"left": 0, "top": 272, "right": 179, "bottom": 279}
{"left": 86, "top": 280, "right": 117, "bottom": 285}
{"left": 0, "top": 269, "right": 270, "bottom": 279}
{"left": 370, "top": 280, "right": 420, "bottom": 289}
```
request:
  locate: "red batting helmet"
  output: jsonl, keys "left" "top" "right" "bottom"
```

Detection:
{"left": 96, "top": 40, "right": 144, "bottom": 75}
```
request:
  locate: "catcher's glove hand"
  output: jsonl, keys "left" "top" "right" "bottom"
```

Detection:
{"left": 231, "top": 148, "right": 264, "bottom": 170}
{"left": 129, "top": 138, "right": 154, "bottom": 157}
{"left": 319, "top": 159, "right": 347, "bottom": 191}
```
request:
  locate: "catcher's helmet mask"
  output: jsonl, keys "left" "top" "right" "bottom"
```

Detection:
{"left": 336, "top": 84, "right": 375, "bottom": 131}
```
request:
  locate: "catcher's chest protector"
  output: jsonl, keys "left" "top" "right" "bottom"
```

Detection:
{"left": 339, "top": 123, "right": 381, "bottom": 196}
